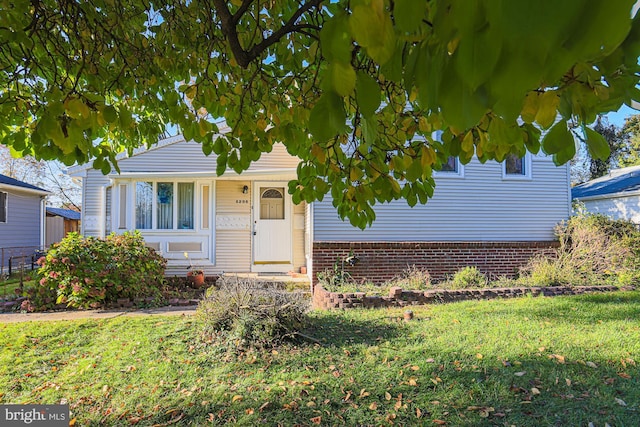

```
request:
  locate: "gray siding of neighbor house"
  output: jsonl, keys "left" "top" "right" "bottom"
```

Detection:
{"left": 0, "top": 189, "right": 43, "bottom": 268}
{"left": 313, "top": 154, "right": 571, "bottom": 242}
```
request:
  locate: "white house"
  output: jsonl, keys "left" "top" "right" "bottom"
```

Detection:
{"left": 572, "top": 166, "right": 640, "bottom": 223}
{"left": 69, "top": 131, "right": 571, "bottom": 283}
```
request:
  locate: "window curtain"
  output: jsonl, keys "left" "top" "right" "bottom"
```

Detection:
{"left": 178, "top": 183, "right": 194, "bottom": 229}
{"left": 135, "top": 182, "right": 152, "bottom": 229}
{"left": 157, "top": 182, "right": 174, "bottom": 229}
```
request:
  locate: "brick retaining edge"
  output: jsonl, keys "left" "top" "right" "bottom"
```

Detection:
{"left": 312, "top": 284, "right": 628, "bottom": 310}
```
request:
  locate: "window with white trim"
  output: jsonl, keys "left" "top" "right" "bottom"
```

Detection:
{"left": 0, "top": 191, "right": 6, "bottom": 223}
{"left": 135, "top": 181, "right": 195, "bottom": 230}
{"left": 434, "top": 156, "right": 464, "bottom": 177}
{"left": 502, "top": 153, "right": 532, "bottom": 179}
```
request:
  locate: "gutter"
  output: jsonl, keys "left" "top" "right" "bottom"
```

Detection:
{"left": 574, "top": 188, "right": 640, "bottom": 202}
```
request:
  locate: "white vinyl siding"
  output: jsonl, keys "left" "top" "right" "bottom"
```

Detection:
{"left": 580, "top": 195, "right": 640, "bottom": 224}
{"left": 215, "top": 180, "right": 252, "bottom": 271}
{"left": 313, "top": 154, "right": 570, "bottom": 242}
{"left": 116, "top": 139, "right": 299, "bottom": 173}
{"left": 80, "top": 169, "right": 111, "bottom": 237}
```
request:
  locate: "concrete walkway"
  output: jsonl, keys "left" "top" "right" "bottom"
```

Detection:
{"left": 0, "top": 305, "right": 197, "bottom": 323}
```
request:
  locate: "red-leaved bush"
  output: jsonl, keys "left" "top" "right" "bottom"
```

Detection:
{"left": 27, "top": 231, "right": 166, "bottom": 311}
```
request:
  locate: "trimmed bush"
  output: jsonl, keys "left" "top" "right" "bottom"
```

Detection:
{"left": 30, "top": 231, "right": 166, "bottom": 310}
{"left": 447, "top": 266, "right": 488, "bottom": 289}
{"left": 197, "top": 276, "right": 309, "bottom": 349}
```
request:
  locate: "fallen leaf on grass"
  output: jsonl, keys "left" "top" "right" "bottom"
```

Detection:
{"left": 369, "top": 402, "right": 378, "bottom": 410}
{"left": 550, "top": 354, "right": 565, "bottom": 364}
{"left": 618, "top": 372, "right": 631, "bottom": 379}
{"left": 586, "top": 361, "right": 598, "bottom": 368}
{"left": 232, "top": 395, "right": 243, "bottom": 403}
{"left": 310, "top": 416, "right": 322, "bottom": 424}
{"left": 514, "top": 372, "right": 526, "bottom": 377}
{"left": 416, "top": 407, "right": 422, "bottom": 418}
{"left": 566, "top": 378, "right": 572, "bottom": 386}
{"left": 426, "top": 358, "right": 435, "bottom": 363}
{"left": 385, "top": 392, "right": 392, "bottom": 401}
{"left": 259, "top": 402, "right": 270, "bottom": 412}
{"left": 433, "top": 419, "right": 447, "bottom": 425}
{"left": 615, "top": 398, "right": 627, "bottom": 406}
{"left": 531, "top": 387, "right": 541, "bottom": 395}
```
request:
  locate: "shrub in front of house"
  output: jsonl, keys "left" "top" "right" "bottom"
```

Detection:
{"left": 197, "top": 276, "right": 309, "bottom": 350}
{"left": 519, "top": 212, "right": 640, "bottom": 287}
{"left": 29, "top": 231, "right": 166, "bottom": 310}
{"left": 445, "top": 266, "right": 489, "bottom": 289}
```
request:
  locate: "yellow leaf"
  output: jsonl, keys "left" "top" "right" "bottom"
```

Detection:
{"left": 369, "top": 402, "right": 378, "bottom": 410}
{"left": 521, "top": 91, "right": 540, "bottom": 123}
{"left": 69, "top": 418, "right": 77, "bottom": 426}
{"left": 385, "top": 392, "right": 391, "bottom": 401}
{"left": 232, "top": 395, "right": 243, "bottom": 403}
{"left": 411, "top": 365, "right": 420, "bottom": 371}
{"left": 531, "top": 387, "right": 541, "bottom": 395}
{"left": 535, "top": 90, "right": 560, "bottom": 129}
{"left": 408, "top": 378, "right": 418, "bottom": 386}
{"left": 245, "top": 408, "right": 254, "bottom": 415}
{"left": 566, "top": 378, "right": 572, "bottom": 386}
{"left": 476, "top": 353, "right": 483, "bottom": 360}
{"left": 416, "top": 407, "right": 422, "bottom": 418}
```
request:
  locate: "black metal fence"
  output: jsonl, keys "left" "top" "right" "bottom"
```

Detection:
{"left": 0, "top": 246, "right": 47, "bottom": 277}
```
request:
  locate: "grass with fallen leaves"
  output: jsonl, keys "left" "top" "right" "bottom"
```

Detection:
{"left": 0, "top": 291, "right": 639, "bottom": 426}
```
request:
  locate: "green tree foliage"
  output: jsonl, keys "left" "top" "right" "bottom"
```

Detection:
{"left": 2, "top": 0, "right": 640, "bottom": 227}
{"left": 621, "top": 114, "right": 640, "bottom": 167}
{"left": 572, "top": 117, "right": 626, "bottom": 182}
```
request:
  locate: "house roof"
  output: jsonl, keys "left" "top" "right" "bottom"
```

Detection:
{"left": 0, "top": 173, "right": 50, "bottom": 195}
{"left": 572, "top": 166, "right": 640, "bottom": 200}
{"left": 46, "top": 207, "right": 81, "bottom": 220}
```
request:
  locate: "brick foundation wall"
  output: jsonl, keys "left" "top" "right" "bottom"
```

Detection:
{"left": 312, "top": 241, "right": 559, "bottom": 284}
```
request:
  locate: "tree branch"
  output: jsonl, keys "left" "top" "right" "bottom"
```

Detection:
{"left": 213, "top": 0, "right": 323, "bottom": 68}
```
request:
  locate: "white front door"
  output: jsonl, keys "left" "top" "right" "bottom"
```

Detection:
{"left": 252, "top": 182, "right": 292, "bottom": 272}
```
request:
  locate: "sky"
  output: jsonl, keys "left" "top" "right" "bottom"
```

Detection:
{"left": 605, "top": 104, "right": 639, "bottom": 127}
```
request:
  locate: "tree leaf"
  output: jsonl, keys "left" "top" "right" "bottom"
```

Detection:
{"left": 542, "top": 121, "right": 572, "bottom": 155}
{"left": 356, "top": 72, "right": 381, "bottom": 118}
{"left": 393, "top": 0, "right": 426, "bottom": 33}
{"left": 330, "top": 62, "right": 356, "bottom": 97}
{"left": 585, "top": 126, "right": 611, "bottom": 160}
{"left": 309, "top": 92, "right": 348, "bottom": 142}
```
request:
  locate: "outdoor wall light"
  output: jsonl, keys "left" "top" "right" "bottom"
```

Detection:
{"left": 242, "top": 185, "right": 249, "bottom": 194}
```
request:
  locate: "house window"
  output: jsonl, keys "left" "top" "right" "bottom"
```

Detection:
{"left": 260, "top": 188, "right": 285, "bottom": 220}
{"left": 134, "top": 181, "right": 195, "bottom": 230}
{"left": 503, "top": 153, "right": 532, "bottom": 179}
{"left": 434, "top": 156, "right": 464, "bottom": 178}
{"left": 136, "top": 181, "right": 153, "bottom": 229}
{"left": 0, "top": 191, "right": 6, "bottom": 223}
{"left": 441, "top": 156, "right": 458, "bottom": 173}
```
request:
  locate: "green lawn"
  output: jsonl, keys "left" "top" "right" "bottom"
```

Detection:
{"left": 1, "top": 292, "right": 639, "bottom": 426}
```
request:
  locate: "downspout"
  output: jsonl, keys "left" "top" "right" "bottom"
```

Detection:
{"left": 101, "top": 181, "right": 113, "bottom": 238}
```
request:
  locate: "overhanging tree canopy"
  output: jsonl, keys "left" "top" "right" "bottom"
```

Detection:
{"left": 1, "top": 0, "right": 640, "bottom": 227}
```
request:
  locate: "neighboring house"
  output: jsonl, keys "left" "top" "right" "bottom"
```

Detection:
{"left": 46, "top": 207, "right": 81, "bottom": 247}
{"left": 0, "top": 174, "right": 50, "bottom": 273}
{"left": 572, "top": 165, "right": 640, "bottom": 223}
{"left": 69, "top": 131, "right": 571, "bottom": 283}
